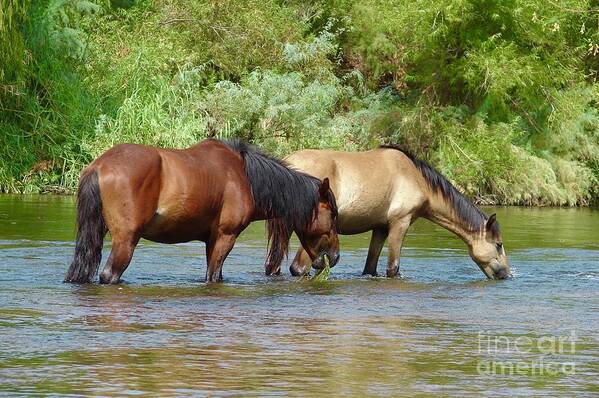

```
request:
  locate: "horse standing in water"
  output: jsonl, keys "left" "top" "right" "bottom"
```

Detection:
{"left": 284, "top": 145, "right": 511, "bottom": 280}
{"left": 64, "top": 139, "right": 339, "bottom": 284}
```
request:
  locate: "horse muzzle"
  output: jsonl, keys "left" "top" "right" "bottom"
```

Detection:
{"left": 312, "top": 252, "right": 340, "bottom": 270}
{"left": 492, "top": 257, "right": 512, "bottom": 280}
{"left": 482, "top": 261, "right": 512, "bottom": 280}
{"left": 99, "top": 269, "right": 121, "bottom": 284}
{"left": 493, "top": 267, "right": 512, "bottom": 280}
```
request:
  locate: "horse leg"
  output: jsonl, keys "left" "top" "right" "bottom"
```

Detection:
{"left": 289, "top": 247, "right": 312, "bottom": 276}
{"left": 205, "top": 233, "right": 237, "bottom": 282}
{"left": 362, "top": 228, "right": 387, "bottom": 276}
{"left": 386, "top": 217, "right": 411, "bottom": 278}
{"left": 99, "top": 232, "right": 139, "bottom": 284}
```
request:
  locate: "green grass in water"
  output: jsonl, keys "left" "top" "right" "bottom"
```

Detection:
{"left": 306, "top": 254, "right": 331, "bottom": 282}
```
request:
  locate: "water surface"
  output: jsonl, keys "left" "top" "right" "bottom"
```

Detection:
{"left": 0, "top": 195, "right": 598, "bottom": 396}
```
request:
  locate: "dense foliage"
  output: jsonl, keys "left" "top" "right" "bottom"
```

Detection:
{"left": 1, "top": 0, "right": 598, "bottom": 205}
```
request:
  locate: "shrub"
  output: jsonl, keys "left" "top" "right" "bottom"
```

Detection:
{"left": 1, "top": 0, "right": 598, "bottom": 204}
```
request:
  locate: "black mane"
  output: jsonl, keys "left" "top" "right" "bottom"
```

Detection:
{"left": 222, "top": 139, "right": 337, "bottom": 265}
{"left": 380, "top": 144, "right": 499, "bottom": 237}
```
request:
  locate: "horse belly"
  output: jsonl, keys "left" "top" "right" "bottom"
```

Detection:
{"left": 336, "top": 197, "right": 390, "bottom": 234}
{"left": 140, "top": 177, "right": 218, "bottom": 243}
{"left": 141, "top": 206, "right": 212, "bottom": 243}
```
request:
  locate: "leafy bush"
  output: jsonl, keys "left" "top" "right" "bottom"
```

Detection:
{"left": 0, "top": 0, "right": 598, "bottom": 205}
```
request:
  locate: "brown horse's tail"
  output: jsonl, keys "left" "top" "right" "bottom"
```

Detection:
{"left": 64, "top": 170, "right": 106, "bottom": 283}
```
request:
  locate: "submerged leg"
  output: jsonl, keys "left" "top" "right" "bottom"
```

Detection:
{"left": 99, "top": 233, "right": 139, "bottom": 284}
{"left": 289, "top": 247, "right": 312, "bottom": 276}
{"left": 386, "top": 217, "right": 411, "bottom": 278}
{"left": 362, "top": 228, "right": 387, "bottom": 276}
{"left": 205, "top": 233, "right": 237, "bottom": 282}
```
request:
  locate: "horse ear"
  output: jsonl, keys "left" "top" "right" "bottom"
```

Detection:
{"left": 486, "top": 214, "right": 497, "bottom": 231}
{"left": 318, "top": 177, "right": 330, "bottom": 199}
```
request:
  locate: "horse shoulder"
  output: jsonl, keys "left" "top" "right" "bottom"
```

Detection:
{"left": 382, "top": 150, "right": 428, "bottom": 220}
{"left": 198, "top": 144, "right": 255, "bottom": 229}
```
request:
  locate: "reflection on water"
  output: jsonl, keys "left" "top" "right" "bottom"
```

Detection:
{"left": 0, "top": 195, "right": 598, "bottom": 396}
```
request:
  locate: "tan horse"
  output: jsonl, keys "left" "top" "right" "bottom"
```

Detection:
{"left": 284, "top": 145, "right": 511, "bottom": 280}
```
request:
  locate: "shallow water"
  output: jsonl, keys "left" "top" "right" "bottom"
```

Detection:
{"left": 0, "top": 195, "right": 598, "bottom": 396}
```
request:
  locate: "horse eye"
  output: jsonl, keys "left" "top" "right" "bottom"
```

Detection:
{"left": 496, "top": 242, "right": 503, "bottom": 250}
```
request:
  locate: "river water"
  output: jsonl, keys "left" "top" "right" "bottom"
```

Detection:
{"left": 0, "top": 195, "right": 598, "bottom": 396}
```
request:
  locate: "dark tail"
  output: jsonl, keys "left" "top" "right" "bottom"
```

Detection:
{"left": 64, "top": 170, "right": 106, "bottom": 283}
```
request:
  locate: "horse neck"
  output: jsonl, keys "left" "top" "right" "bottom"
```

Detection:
{"left": 421, "top": 189, "right": 479, "bottom": 246}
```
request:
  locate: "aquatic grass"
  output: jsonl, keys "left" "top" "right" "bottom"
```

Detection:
{"left": 312, "top": 254, "right": 332, "bottom": 282}
{"left": 0, "top": 308, "right": 48, "bottom": 318}
{"left": 298, "top": 255, "right": 332, "bottom": 282}
{"left": 311, "top": 263, "right": 331, "bottom": 283}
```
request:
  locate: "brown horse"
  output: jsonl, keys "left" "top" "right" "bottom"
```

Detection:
{"left": 64, "top": 139, "right": 339, "bottom": 284}
{"left": 284, "top": 145, "right": 511, "bottom": 280}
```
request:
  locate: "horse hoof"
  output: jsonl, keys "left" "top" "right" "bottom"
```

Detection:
{"left": 386, "top": 268, "right": 400, "bottom": 278}
{"left": 361, "top": 271, "right": 378, "bottom": 277}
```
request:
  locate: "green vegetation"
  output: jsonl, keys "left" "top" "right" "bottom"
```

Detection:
{"left": 311, "top": 255, "right": 332, "bottom": 282}
{"left": 298, "top": 254, "right": 332, "bottom": 282}
{"left": 1, "top": 0, "right": 598, "bottom": 205}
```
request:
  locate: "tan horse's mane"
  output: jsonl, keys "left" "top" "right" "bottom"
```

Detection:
{"left": 380, "top": 144, "right": 499, "bottom": 237}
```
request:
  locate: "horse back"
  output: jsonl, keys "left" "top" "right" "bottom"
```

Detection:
{"left": 88, "top": 141, "right": 253, "bottom": 243}
{"left": 285, "top": 148, "right": 427, "bottom": 233}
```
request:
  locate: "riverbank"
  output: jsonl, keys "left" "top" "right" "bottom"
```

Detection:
{"left": 1, "top": 1, "right": 598, "bottom": 205}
